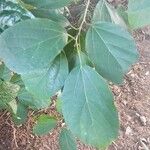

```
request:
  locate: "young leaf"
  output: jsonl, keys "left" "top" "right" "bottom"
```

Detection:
{"left": 33, "top": 114, "right": 57, "bottom": 136}
{"left": 21, "top": 0, "right": 73, "bottom": 9}
{"left": 0, "top": 19, "right": 68, "bottom": 99}
{"left": 86, "top": 22, "right": 138, "bottom": 84}
{"left": 62, "top": 65, "right": 119, "bottom": 149}
{"left": 127, "top": 0, "right": 150, "bottom": 29}
{"left": 0, "top": 0, "right": 34, "bottom": 31}
{"left": 59, "top": 128, "right": 77, "bottom": 150}
{"left": 92, "top": 0, "right": 126, "bottom": 28}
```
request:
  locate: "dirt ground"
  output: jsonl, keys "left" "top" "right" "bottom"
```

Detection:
{"left": 0, "top": 0, "right": 150, "bottom": 150}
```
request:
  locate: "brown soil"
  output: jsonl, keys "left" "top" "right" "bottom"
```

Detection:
{"left": 0, "top": 1, "right": 150, "bottom": 150}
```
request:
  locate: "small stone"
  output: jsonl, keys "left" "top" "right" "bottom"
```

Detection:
{"left": 125, "top": 126, "right": 132, "bottom": 135}
{"left": 134, "top": 90, "right": 138, "bottom": 93}
{"left": 61, "top": 122, "right": 65, "bottom": 127}
{"left": 130, "top": 73, "right": 135, "bottom": 78}
{"left": 136, "top": 113, "right": 140, "bottom": 117}
{"left": 123, "top": 100, "right": 127, "bottom": 106}
{"left": 127, "top": 115, "right": 132, "bottom": 121}
{"left": 140, "top": 116, "right": 147, "bottom": 126}
{"left": 145, "top": 71, "right": 149, "bottom": 76}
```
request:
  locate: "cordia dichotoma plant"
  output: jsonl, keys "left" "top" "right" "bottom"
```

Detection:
{"left": 0, "top": 0, "right": 150, "bottom": 149}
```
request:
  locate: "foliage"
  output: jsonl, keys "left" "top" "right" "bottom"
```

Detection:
{"left": 33, "top": 114, "right": 57, "bottom": 136}
{"left": 127, "top": 0, "right": 150, "bottom": 29}
{"left": 0, "top": 0, "right": 149, "bottom": 149}
{"left": 59, "top": 128, "right": 77, "bottom": 150}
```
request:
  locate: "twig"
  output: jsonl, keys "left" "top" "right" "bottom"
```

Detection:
{"left": 10, "top": 120, "right": 18, "bottom": 148}
{"left": 74, "top": 0, "right": 90, "bottom": 66}
{"left": 75, "top": 0, "right": 91, "bottom": 50}
{"left": 0, "top": 110, "right": 7, "bottom": 120}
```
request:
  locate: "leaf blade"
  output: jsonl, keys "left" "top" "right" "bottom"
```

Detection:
{"left": 22, "top": 52, "right": 68, "bottom": 99}
{"left": 0, "top": 19, "right": 68, "bottom": 99}
{"left": 127, "top": 0, "right": 150, "bottom": 29}
{"left": 59, "top": 128, "right": 77, "bottom": 150}
{"left": 62, "top": 66, "right": 119, "bottom": 148}
{"left": 86, "top": 22, "right": 138, "bottom": 83}
{"left": 92, "top": 0, "right": 126, "bottom": 28}
{"left": 0, "top": 0, "right": 34, "bottom": 31}
{"left": 21, "top": 0, "right": 73, "bottom": 9}
{"left": 33, "top": 114, "right": 57, "bottom": 136}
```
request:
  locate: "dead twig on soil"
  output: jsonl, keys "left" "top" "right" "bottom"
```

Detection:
{"left": 11, "top": 122, "right": 18, "bottom": 148}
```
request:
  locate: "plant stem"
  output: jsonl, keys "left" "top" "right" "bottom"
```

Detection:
{"left": 75, "top": 0, "right": 90, "bottom": 50}
{"left": 75, "top": 0, "right": 90, "bottom": 66}
{"left": 67, "top": 34, "right": 76, "bottom": 41}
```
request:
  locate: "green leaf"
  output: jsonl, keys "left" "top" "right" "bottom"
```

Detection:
{"left": 0, "top": 81, "right": 20, "bottom": 103}
{"left": 22, "top": 52, "right": 68, "bottom": 100}
{"left": 0, "top": 81, "right": 20, "bottom": 109}
{"left": 117, "top": 5, "right": 129, "bottom": 26}
{"left": 33, "top": 114, "right": 57, "bottom": 136}
{"left": 0, "top": 19, "right": 68, "bottom": 99}
{"left": 10, "top": 73, "right": 25, "bottom": 88}
{"left": 59, "top": 128, "right": 77, "bottom": 150}
{"left": 12, "top": 102, "right": 28, "bottom": 125}
{"left": 0, "top": 28, "right": 3, "bottom": 34}
{"left": 8, "top": 99, "right": 18, "bottom": 114}
{"left": 62, "top": 66, "right": 119, "bottom": 149}
{"left": 56, "top": 98, "right": 62, "bottom": 114}
{"left": 86, "top": 22, "right": 138, "bottom": 84}
{"left": 21, "top": 0, "right": 73, "bottom": 9}
{"left": 93, "top": 0, "right": 126, "bottom": 28}
{"left": 10, "top": 74, "right": 51, "bottom": 109}
{"left": 64, "top": 29, "right": 92, "bottom": 71}
{"left": 18, "top": 88, "right": 51, "bottom": 109}
{"left": 0, "top": 0, "right": 34, "bottom": 31}
{"left": 127, "top": 0, "right": 150, "bottom": 29}
{"left": 0, "top": 63, "right": 12, "bottom": 81}
{"left": 65, "top": 50, "right": 92, "bottom": 71}
{"left": 0, "top": 63, "right": 4, "bottom": 78}
{"left": 31, "top": 9, "right": 69, "bottom": 27}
